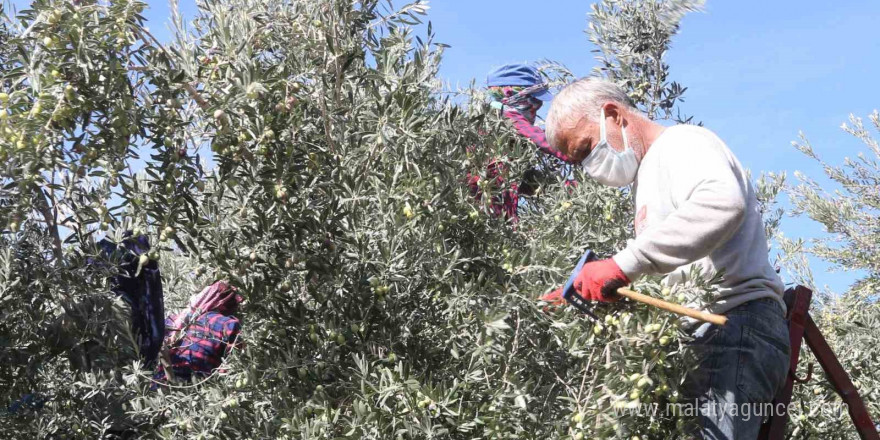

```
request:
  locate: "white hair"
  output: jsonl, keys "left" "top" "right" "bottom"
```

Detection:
{"left": 545, "top": 77, "right": 639, "bottom": 149}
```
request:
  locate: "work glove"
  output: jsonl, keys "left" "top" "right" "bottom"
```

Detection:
{"left": 539, "top": 287, "right": 566, "bottom": 309}
{"left": 573, "top": 258, "right": 630, "bottom": 303}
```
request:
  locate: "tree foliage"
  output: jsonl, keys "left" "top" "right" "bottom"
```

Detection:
{"left": 788, "top": 113, "right": 880, "bottom": 293}
{"left": 587, "top": 0, "right": 703, "bottom": 122}
{"left": 0, "top": 0, "right": 875, "bottom": 439}
{"left": 773, "top": 112, "right": 880, "bottom": 439}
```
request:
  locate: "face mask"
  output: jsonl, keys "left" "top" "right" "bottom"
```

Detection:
{"left": 580, "top": 108, "right": 639, "bottom": 187}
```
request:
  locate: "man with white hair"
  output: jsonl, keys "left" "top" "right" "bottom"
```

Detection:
{"left": 542, "top": 77, "right": 791, "bottom": 439}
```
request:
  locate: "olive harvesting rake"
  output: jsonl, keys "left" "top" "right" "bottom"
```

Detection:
{"left": 561, "top": 249, "right": 879, "bottom": 439}
{"left": 561, "top": 249, "right": 728, "bottom": 326}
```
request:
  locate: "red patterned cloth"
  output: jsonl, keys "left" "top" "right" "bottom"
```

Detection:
{"left": 502, "top": 110, "right": 575, "bottom": 163}
{"left": 466, "top": 108, "right": 578, "bottom": 221}
{"left": 486, "top": 85, "right": 575, "bottom": 163}
{"left": 153, "top": 312, "right": 241, "bottom": 385}
{"left": 467, "top": 160, "right": 520, "bottom": 220}
{"left": 152, "top": 281, "right": 243, "bottom": 387}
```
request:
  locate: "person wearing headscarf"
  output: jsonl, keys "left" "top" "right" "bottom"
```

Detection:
{"left": 468, "top": 63, "right": 577, "bottom": 220}
{"left": 153, "top": 280, "right": 244, "bottom": 386}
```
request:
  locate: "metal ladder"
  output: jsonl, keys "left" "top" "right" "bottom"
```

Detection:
{"left": 759, "top": 286, "right": 879, "bottom": 440}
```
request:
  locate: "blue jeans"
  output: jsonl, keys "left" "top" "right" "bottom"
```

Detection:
{"left": 681, "top": 298, "right": 791, "bottom": 440}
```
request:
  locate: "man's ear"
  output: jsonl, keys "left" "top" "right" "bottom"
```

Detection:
{"left": 602, "top": 102, "right": 623, "bottom": 126}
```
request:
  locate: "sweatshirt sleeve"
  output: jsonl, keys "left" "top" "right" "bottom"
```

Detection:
{"left": 613, "top": 130, "right": 747, "bottom": 280}
{"left": 503, "top": 110, "right": 577, "bottom": 163}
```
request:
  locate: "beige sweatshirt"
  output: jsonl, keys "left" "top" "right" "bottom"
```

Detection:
{"left": 612, "top": 124, "right": 787, "bottom": 316}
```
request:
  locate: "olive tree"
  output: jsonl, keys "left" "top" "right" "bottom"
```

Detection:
{"left": 774, "top": 112, "right": 880, "bottom": 439}
{"left": 3, "top": 0, "right": 854, "bottom": 439}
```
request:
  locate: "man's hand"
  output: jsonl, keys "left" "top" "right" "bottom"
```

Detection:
{"left": 573, "top": 258, "right": 630, "bottom": 302}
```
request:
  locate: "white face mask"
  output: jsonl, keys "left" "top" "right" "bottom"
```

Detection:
{"left": 580, "top": 108, "right": 639, "bottom": 187}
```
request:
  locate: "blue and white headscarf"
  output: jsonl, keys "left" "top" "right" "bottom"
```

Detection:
{"left": 487, "top": 84, "right": 547, "bottom": 124}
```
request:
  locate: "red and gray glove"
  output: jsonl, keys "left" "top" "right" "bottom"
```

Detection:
{"left": 539, "top": 287, "right": 566, "bottom": 309}
{"left": 540, "top": 258, "right": 630, "bottom": 309}
{"left": 573, "top": 258, "right": 630, "bottom": 303}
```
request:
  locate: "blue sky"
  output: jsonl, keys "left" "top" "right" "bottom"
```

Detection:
{"left": 11, "top": 0, "right": 876, "bottom": 292}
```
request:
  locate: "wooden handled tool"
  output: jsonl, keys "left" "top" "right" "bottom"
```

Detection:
{"left": 562, "top": 248, "right": 728, "bottom": 326}
{"left": 615, "top": 287, "right": 728, "bottom": 326}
